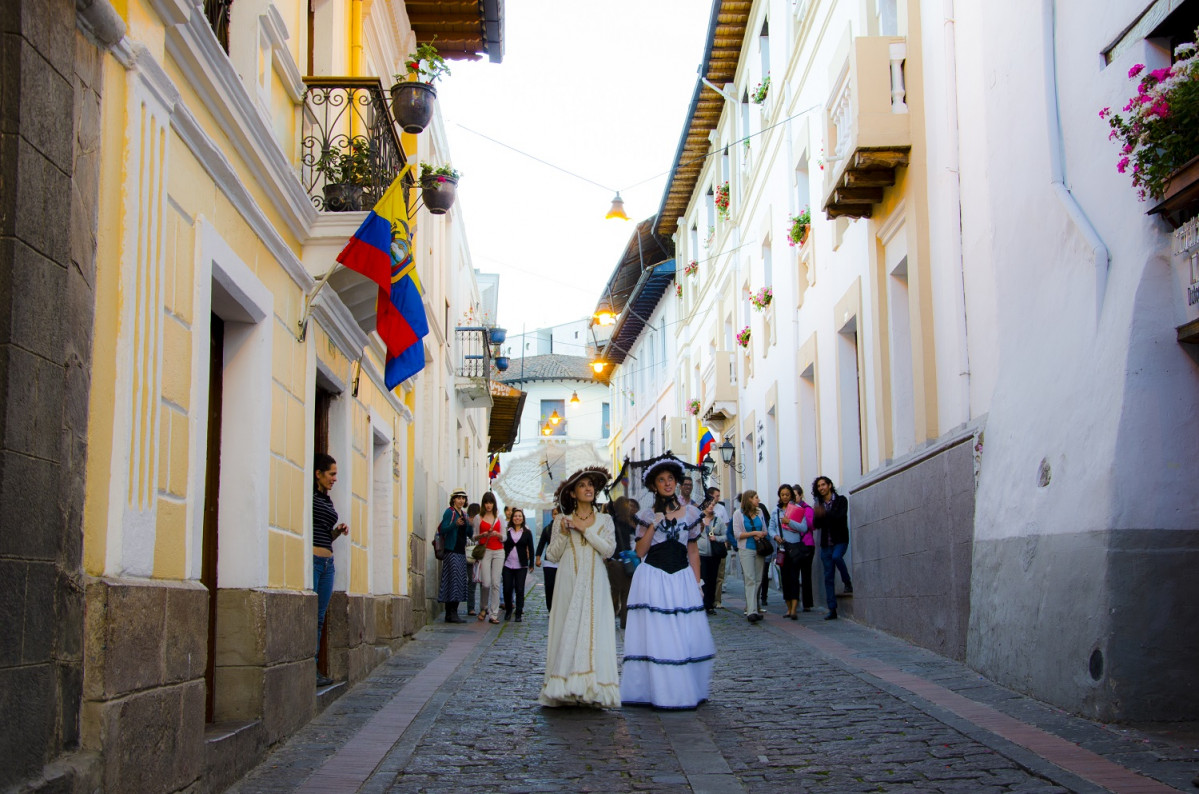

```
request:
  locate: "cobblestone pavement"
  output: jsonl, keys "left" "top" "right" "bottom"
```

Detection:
{"left": 228, "top": 573, "right": 1198, "bottom": 793}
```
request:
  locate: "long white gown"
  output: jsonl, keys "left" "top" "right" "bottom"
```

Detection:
{"left": 539, "top": 512, "right": 621, "bottom": 708}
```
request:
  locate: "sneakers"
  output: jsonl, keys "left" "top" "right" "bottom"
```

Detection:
{"left": 824, "top": 610, "right": 838, "bottom": 620}
{"left": 747, "top": 612, "right": 763, "bottom": 623}
{"left": 316, "top": 672, "right": 334, "bottom": 687}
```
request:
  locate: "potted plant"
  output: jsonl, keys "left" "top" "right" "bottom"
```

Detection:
{"left": 715, "top": 182, "right": 730, "bottom": 220}
{"left": 316, "top": 139, "right": 372, "bottom": 212}
{"left": 1101, "top": 33, "right": 1199, "bottom": 203}
{"left": 736, "top": 326, "right": 751, "bottom": 348}
{"left": 752, "top": 75, "right": 770, "bottom": 105}
{"left": 391, "top": 41, "right": 451, "bottom": 134}
{"left": 420, "top": 162, "right": 460, "bottom": 215}
{"left": 494, "top": 355, "right": 510, "bottom": 372}
{"left": 686, "top": 399, "right": 700, "bottom": 416}
{"left": 489, "top": 327, "right": 507, "bottom": 345}
{"left": 788, "top": 207, "right": 811, "bottom": 246}
{"left": 675, "top": 282, "right": 683, "bottom": 297}
{"left": 750, "top": 287, "right": 773, "bottom": 311}
{"left": 684, "top": 260, "right": 698, "bottom": 276}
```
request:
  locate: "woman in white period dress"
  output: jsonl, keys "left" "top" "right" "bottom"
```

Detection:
{"left": 539, "top": 467, "right": 621, "bottom": 708}
{"left": 621, "top": 455, "right": 716, "bottom": 710}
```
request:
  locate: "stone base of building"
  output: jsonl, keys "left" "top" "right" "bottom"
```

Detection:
{"left": 849, "top": 431, "right": 976, "bottom": 660}
{"left": 968, "top": 528, "right": 1199, "bottom": 723}
{"left": 81, "top": 577, "right": 416, "bottom": 792}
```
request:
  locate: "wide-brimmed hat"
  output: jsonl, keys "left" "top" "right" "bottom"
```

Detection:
{"left": 449, "top": 486, "right": 468, "bottom": 499}
{"left": 555, "top": 467, "right": 611, "bottom": 513}
{"left": 642, "top": 455, "right": 686, "bottom": 491}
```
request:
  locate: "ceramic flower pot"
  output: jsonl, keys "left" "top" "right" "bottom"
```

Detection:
{"left": 421, "top": 175, "right": 458, "bottom": 215}
{"left": 495, "top": 356, "right": 510, "bottom": 372}
{"left": 390, "top": 81, "right": 437, "bottom": 134}
{"left": 489, "top": 328, "right": 507, "bottom": 345}
{"left": 322, "top": 183, "right": 365, "bottom": 212}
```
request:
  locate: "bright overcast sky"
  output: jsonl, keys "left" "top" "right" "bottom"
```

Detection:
{"left": 437, "top": 1, "right": 711, "bottom": 335}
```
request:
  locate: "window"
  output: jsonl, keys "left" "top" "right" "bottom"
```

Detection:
{"left": 759, "top": 19, "right": 770, "bottom": 81}
{"left": 602, "top": 402, "right": 611, "bottom": 439}
{"left": 650, "top": 428, "right": 656, "bottom": 457}
{"left": 540, "top": 398, "right": 566, "bottom": 437}
{"left": 762, "top": 239, "right": 773, "bottom": 288}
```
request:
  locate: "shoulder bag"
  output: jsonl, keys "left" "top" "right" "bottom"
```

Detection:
{"left": 432, "top": 529, "right": 447, "bottom": 561}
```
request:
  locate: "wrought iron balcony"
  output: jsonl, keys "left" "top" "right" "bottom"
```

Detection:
{"left": 301, "top": 77, "right": 409, "bottom": 212}
{"left": 455, "top": 327, "right": 493, "bottom": 408}
{"left": 701, "top": 350, "right": 738, "bottom": 430}
{"left": 823, "top": 37, "right": 912, "bottom": 219}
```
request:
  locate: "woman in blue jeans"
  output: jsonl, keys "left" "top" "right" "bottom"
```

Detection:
{"left": 812, "top": 476, "right": 852, "bottom": 620}
{"left": 313, "top": 453, "right": 348, "bottom": 687}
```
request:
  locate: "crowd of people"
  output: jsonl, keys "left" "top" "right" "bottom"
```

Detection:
{"left": 315, "top": 451, "right": 852, "bottom": 707}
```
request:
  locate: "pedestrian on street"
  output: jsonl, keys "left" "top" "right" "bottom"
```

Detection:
{"left": 604, "top": 497, "right": 638, "bottom": 630}
{"left": 680, "top": 475, "right": 696, "bottom": 507}
{"left": 792, "top": 485, "right": 817, "bottom": 612}
{"left": 501, "top": 505, "right": 514, "bottom": 612}
{"left": 708, "top": 486, "right": 729, "bottom": 608}
{"left": 812, "top": 476, "right": 852, "bottom": 620}
{"left": 437, "top": 487, "right": 470, "bottom": 624}
{"left": 697, "top": 494, "right": 725, "bottom": 615}
{"left": 732, "top": 490, "right": 769, "bottom": 622}
{"left": 539, "top": 468, "right": 620, "bottom": 708}
{"left": 474, "top": 492, "right": 505, "bottom": 624}
{"left": 312, "top": 452, "right": 348, "bottom": 687}
{"left": 622, "top": 455, "right": 715, "bottom": 710}
{"left": 464, "top": 501, "right": 481, "bottom": 616}
{"left": 773, "top": 484, "right": 815, "bottom": 619}
{"left": 501, "top": 508, "right": 535, "bottom": 622}
{"left": 535, "top": 508, "right": 560, "bottom": 612}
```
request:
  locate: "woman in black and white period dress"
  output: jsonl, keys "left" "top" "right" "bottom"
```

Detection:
{"left": 539, "top": 467, "right": 620, "bottom": 708}
{"left": 621, "top": 455, "right": 716, "bottom": 709}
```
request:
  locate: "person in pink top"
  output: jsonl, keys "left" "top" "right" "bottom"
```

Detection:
{"left": 502, "top": 508, "right": 535, "bottom": 622}
{"left": 772, "top": 484, "right": 816, "bottom": 619}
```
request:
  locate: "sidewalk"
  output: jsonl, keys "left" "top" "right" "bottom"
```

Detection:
{"left": 227, "top": 573, "right": 1198, "bottom": 793}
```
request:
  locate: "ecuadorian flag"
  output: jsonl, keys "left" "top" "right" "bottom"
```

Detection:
{"left": 697, "top": 427, "right": 715, "bottom": 463}
{"left": 336, "top": 172, "right": 429, "bottom": 389}
{"left": 488, "top": 454, "right": 501, "bottom": 481}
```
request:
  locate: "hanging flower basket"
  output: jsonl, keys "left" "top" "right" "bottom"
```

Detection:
{"left": 489, "top": 327, "right": 507, "bottom": 345}
{"left": 715, "top": 182, "right": 730, "bottom": 220}
{"left": 420, "top": 162, "right": 460, "bottom": 215}
{"left": 684, "top": 260, "right": 698, "bottom": 276}
{"left": 675, "top": 283, "right": 683, "bottom": 297}
{"left": 687, "top": 399, "right": 700, "bottom": 416}
{"left": 390, "top": 81, "right": 437, "bottom": 134}
{"left": 752, "top": 75, "right": 770, "bottom": 105}
{"left": 788, "top": 207, "right": 811, "bottom": 246}
{"left": 750, "top": 287, "right": 773, "bottom": 311}
{"left": 494, "top": 356, "right": 510, "bottom": 372}
{"left": 736, "top": 326, "right": 751, "bottom": 348}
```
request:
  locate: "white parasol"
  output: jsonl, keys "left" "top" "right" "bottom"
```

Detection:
{"left": 491, "top": 440, "right": 609, "bottom": 511}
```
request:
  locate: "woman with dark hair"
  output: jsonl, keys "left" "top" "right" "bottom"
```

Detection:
{"left": 437, "top": 487, "right": 470, "bottom": 624}
{"left": 697, "top": 495, "right": 724, "bottom": 615}
{"left": 772, "top": 484, "right": 815, "bottom": 619}
{"left": 313, "top": 453, "right": 349, "bottom": 687}
{"left": 732, "top": 490, "right": 769, "bottom": 622}
{"left": 621, "top": 456, "right": 716, "bottom": 710}
{"left": 474, "top": 491, "right": 505, "bottom": 624}
{"left": 540, "top": 468, "right": 619, "bottom": 708}
{"left": 812, "top": 476, "right": 851, "bottom": 620}
{"left": 501, "top": 508, "right": 535, "bottom": 622}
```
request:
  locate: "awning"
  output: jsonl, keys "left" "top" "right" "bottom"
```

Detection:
{"left": 488, "top": 380, "right": 525, "bottom": 453}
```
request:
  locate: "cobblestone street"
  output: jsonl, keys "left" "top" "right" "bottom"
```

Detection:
{"left": 228, "top": 574, "right": 1197, "bottom": 793}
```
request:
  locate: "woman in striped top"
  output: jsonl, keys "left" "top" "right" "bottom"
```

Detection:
{"left": 313, "top": 452, "right": 348, "bottom": 687}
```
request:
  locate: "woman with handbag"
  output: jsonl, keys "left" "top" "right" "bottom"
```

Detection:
{"left": 539, "top": 467, "right": 620, "bottom": 708}
{"left": 474, "top": 492, "right": 505, "bottom": 624}
{"left": 732, "top": 490, "right": 770, "bottom": 622}
{"left": 773, "top": 485, "right": 815, "bottom": 619}
{"left": 437, "top": 487, "right": 470, "bottom": 623}
{"left": 501, "top": 508, "right": 535, "bottom": 622}
{"left": 621, "top": 456, "right": 716, "bottom": 710}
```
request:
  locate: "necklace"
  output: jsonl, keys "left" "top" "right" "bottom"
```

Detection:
{"left": 573, "top": 508, "right": 595, "bottom": 521}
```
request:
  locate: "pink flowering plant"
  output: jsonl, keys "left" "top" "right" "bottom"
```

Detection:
{"left": 750, "top": 286, "right": 773, "bottom": 311}
{"left": 675, "top": 282, "right": 683, "bottom": 297}
{"left": 736, "top": 326, "right": 751, "bottom": 348}
{"left": 1101, "top": 32, "right": 1199, "bottom": 201}
{"left": 787, "top": 208, "right": 811, "bottom": 246}
{"left": 684, "top": 260, "right": 699, "bottom": 276}
{"left": 686, "top": 399, "right": 700, "bottom": 416}
{"left": 715, "top": 182, "right": 730, "bottom": 219}
{"left": 752, "top": 75, "right": 771, "bottom": 105}
{"left": 420, "top": 162, "right": 460, "bottom": 182}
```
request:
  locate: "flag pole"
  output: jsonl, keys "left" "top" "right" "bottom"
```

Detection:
{"left": 297, "top": 262, "right": 342, "bottom": 342}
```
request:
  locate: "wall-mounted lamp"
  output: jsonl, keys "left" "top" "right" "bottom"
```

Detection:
{"left": 718, "top": 439, "right": 744, "bottom": 476}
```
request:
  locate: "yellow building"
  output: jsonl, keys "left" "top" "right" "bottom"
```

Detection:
{"left": 47, "top": 1, "right": 508, "bottom": 790}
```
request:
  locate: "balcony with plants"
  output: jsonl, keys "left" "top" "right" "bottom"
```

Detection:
{"left": 822, "top": 36, "right": 912, "bottom": 219}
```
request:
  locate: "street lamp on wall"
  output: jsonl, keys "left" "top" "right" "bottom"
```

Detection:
{"left": 718, "top": 439, "right": 744, "bottom": 476}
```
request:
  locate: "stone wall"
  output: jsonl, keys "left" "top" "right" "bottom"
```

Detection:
{"left": 0, "top": 1, "right": 102, "bottom": 790}
{"left": 848, "top": 434, "right": 976, "bottom": 661}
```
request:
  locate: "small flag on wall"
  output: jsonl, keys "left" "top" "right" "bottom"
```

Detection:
{"left": 488, "top": 453, "right": 501, "bottom": 481}
{"left": 697, "top": 427, "right": 715, "bottom": 464}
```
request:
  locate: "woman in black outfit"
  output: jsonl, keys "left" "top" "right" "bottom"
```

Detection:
{"left": 605, "top": 497, "right": 638, "bottom": 629}
{"left": 438, "top": 487, "right": 470, "bottom": 622}
{"left": 812, "top": 476, "right": 852, "bottom": 620}
{"left": 535, "top": 507, "right": 560, "bottom": 611}
{"left": 501, "top": 508, "right": 535, "bottom": 621}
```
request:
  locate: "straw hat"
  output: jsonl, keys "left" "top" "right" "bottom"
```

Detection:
{"left": 555, "top": 466, "right": 611, "bottom": 514}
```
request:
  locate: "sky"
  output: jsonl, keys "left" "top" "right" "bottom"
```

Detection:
{"left": 436, "top": 1, "right": 712, "bottom": 336}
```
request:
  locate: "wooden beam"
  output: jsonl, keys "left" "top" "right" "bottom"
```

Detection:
{"left": 833, "top": 186, "right": 884, "bottom": 203}
{"left": 852, "top": 148, "right": 910, "bottom": 169}
{"left": 843, "top": 170, "right": 896, "bottom": 188}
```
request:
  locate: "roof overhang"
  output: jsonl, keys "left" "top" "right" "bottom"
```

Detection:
{"left": 593, "top": 216, "right": 676, "bottom": 370}
{"left": 408, "top": 0, "right": 505, "bottom": 64}
{"left": 653, "top": 0, "right": 751, "bottom": 238}
{"left": 488, "top": 381, "right": 526, "bottom": 453}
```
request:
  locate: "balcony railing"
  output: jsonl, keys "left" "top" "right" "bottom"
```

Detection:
{"left": 301, "top": 77, "right": 408, "bottom": 212}
{"left": 203, "top": 0, "right": 231, "bottom": 53}
{"left": 455, "top": 327, "right": 492, "bottom": 408}
{"left": 823, "top": 37, "right": 912, "bottom": 219}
